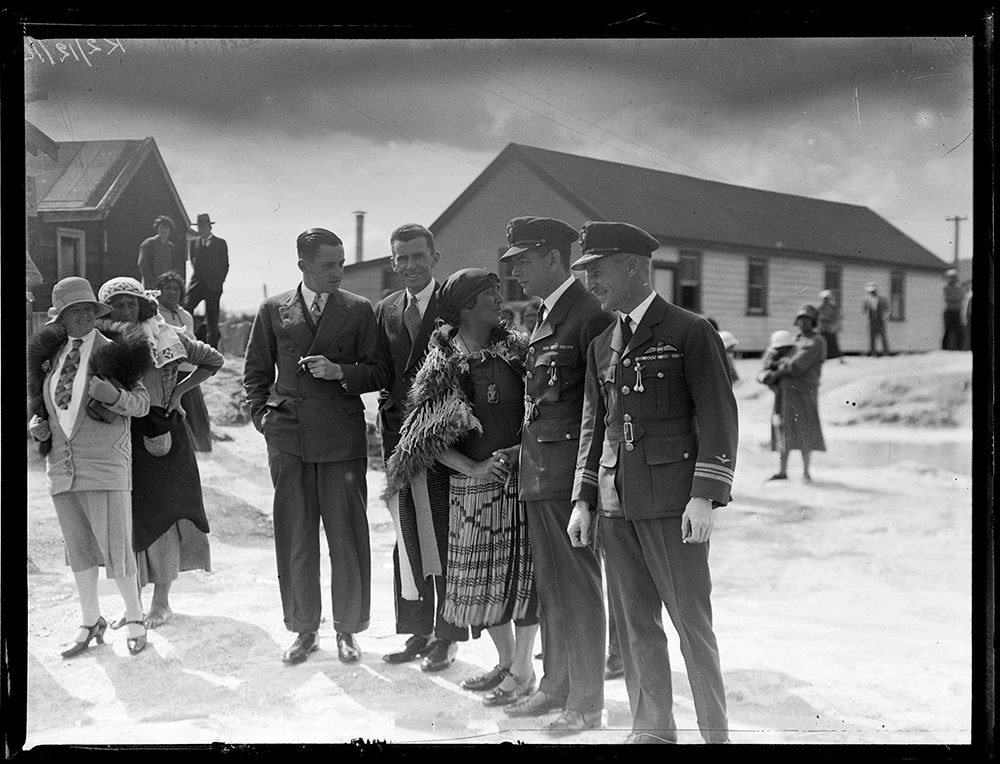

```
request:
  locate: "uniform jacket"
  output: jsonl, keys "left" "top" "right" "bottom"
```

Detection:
{"left": 573, "top": 294, "right": 738, "bottom": 520}
{"left": 243, "top": 286, "right": 388, "bottom": 463}
{"left": 188, "top": 235, "right": 230, "bottom": 293}
{"left": 518, "top": 278, "right": 613, "bottom": 501}
{"left": 28, "top": 326, "right": 151, "bottom": 495}
{"left": 374, "top": 283, "right": 443, "bottom": 461}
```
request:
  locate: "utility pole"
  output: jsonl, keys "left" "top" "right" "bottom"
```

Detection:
{"left": 946, "top": 215, "right": 967, "bottom": 267}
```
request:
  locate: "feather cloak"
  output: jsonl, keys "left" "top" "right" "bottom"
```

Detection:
{"left": 383, "top": 322, "right": 527, "bottom": 599}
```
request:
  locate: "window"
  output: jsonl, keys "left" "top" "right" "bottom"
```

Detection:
{"left": 890, "top": 270, "right": 905, "bottom": 320}
{"left": 823, "top": 264, "right": 843, "bottom": 306}
{"left": 499, "top": 248, "right": 524, "bottom": 301}
{"left": 747, "top": 257, "right": 768, "bottom": 315}
{"left": 677, "top": 250, "right": 702, "bottom": 313}
{"left": 652, "top": 262, "right": 675, "bottom": 303}
{"left": 57, "top": 228, "right": 86, "bottom": 280}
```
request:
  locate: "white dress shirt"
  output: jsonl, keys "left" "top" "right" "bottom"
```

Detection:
{"left": 50, "top": 329, "right": 97, "bottom": 438}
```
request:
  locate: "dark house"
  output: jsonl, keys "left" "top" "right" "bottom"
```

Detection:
{"left": 25, "top": 120, "right": 191, "bottom": 321}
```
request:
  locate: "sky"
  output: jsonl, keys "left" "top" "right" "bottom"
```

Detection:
{"left": 23, "top": 34, "right": 978, "bottom": 316}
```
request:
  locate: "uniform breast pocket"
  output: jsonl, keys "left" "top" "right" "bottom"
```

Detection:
{"left": 534, "top": 349, "right": 580, "bottom": 402}
{"left": 635, "top": 358, "right": 682, "bottom": 417}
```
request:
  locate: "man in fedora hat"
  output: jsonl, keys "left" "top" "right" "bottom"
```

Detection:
{"left": 138, "top": 215, "right": 177, "bottom": 289}
{"left": 185, "top": 213, "right": 229, "bottom": 349}
{"left": 567, "top": 221, "right": 738, "bottom": 744}
{"left": 941, "top": 268, "right": 965, "bottom": 351}
{"left": 861, "top": 282, "right": 890, "bottom": 357}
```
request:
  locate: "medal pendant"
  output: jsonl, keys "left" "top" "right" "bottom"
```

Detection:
{"left": 487, "top": 383, "right": 500, "bottom": 404}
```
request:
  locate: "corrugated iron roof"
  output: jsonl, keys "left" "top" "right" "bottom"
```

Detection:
{"left": 35, "top": 139, "right": 144, "bottom": 212}
{"left": 435, "top": 143, "right": 948, "bottom": 271}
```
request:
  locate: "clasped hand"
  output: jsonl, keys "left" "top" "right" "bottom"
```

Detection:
{"left": 88, "top": 376, "right": 121, "bottom": 404}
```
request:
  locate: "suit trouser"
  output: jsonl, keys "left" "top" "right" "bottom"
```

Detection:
{"left": 183, "top": 284, "right": 222, "bottom": 348}
{"left": 868, "top": 323, "right": 889, "bottom": 356}
{"left": 602, "top": 514, "right": 728, "bottom": 743}
{"left": 525, "top": 499, "right": 606, "bottom": 713}
{"left": 267, "top": 446, "right": 371, "bottom": 634}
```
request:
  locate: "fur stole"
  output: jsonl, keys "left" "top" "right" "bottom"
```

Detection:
{"left": 383, "top": 322, "right": 528, "bottom": 498}
{"left": 27, "top": 321, "right": 153, "bottom": 456}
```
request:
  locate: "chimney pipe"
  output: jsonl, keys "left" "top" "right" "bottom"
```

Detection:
{"left": 353, "top": 211, "right": 366, "bottom": 262}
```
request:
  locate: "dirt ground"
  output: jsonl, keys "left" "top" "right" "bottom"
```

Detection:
{"left": 20, "top": 351, "right": 977, "bottom": 748}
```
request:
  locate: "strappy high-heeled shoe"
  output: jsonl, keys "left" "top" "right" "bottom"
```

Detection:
{"left": 125, "top": 620, "right": 147, "bottom": 655}
{"left": 61, "top": 617, "right": 107, "bottom": 659}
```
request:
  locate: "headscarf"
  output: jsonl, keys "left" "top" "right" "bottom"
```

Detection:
{"left": 438, "top": 268, "right": 500, "bottom": 325}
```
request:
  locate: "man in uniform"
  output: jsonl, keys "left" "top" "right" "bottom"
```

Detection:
{"left": 499, "top": 217, "right": 614, "bottom": 734}
{"left": 567, "top": 221, "right": 738, "bottom": 745}
{"left": 244, "top": 227, "right": 388, "bottom": 665}
{"left": 375, "top": 224, "right": 469, "bottom": 672}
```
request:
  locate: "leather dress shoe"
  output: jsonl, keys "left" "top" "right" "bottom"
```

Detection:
{"left": 420, "top": 639, "right": 457, "bottom": 672}
{"left": 605, "top": 657, "right": 625, "bottom": 680}
{"left": 503, "top": 690, "right": 566, "bottom": 717}
{"left": 483, "top": 672, "right": 535, "bottom": 707}
{"left": 337, "top": 632, "right": 361, "bottom": 663}
{"left": 460, "top": 664, "right": 509, "bottom": 692}
{"left": 283, "top": 631, "right": 318, "bottom": 665}
{"left": 382, "top": 634, "right": 432, "bottom": 664}
{"left": 545, "top": 709, "right": 603, "bottom": 734}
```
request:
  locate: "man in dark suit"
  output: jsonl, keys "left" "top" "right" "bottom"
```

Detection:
{"left": 568, "top": 222, "right": 738, "bottom": 745}
{"left": 498, "top": 217, "right": 613, "bottom": 734}
{"left": 243, "top": 227, "right": 388, "bottom": 665}
{"left": 185, "top": 213, "right": 229, "bottom": 349}
{"left": 375, "top": 224, "right": 469, "bottom": 672}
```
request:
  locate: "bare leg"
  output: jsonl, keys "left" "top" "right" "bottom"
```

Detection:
{"left": 487, "top": 623, "right": 520, "bottom": 690}
{"left": 510, "top": 623, "right": 539, "bottom": 682}
{"left": 802, "top": 451, "right": 812, "bottom": 481}
{"left": 146, "top": 580, "right": 174, "bottom": 628}
{"left": 769, "top": 449, "right": 789, "bottom": 479}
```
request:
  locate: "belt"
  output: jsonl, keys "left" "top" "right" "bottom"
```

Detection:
{"left": 605, "top": 417, "right": 693, "bottom": 445}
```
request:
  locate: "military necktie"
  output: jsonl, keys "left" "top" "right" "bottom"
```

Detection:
{"left": 403, "top": 294, "right": 421, "bottom": 341}
{"left": 620, "top": 315, "right": 634, "bottom": 346}
{"left": 55, "top": 338, "right": 83, "bottom": 410}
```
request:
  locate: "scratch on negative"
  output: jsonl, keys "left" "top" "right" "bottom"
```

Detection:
{"left": 942, "top": 131, "right": 972, "bottom": 158}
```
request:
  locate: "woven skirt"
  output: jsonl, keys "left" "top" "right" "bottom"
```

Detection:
{"left": 442, "top": 472, "right": 536, "bottom": 630}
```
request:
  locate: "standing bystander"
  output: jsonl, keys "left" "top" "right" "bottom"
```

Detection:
{"left": 185, "top": 213, "right": 230, "bottom": 349}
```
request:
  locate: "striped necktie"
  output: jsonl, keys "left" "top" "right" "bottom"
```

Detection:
{"left": 403, "top": 294, "right": 421, "bottom": 341}
{"left": 311, "top": 292, "right": 325, "bottom": 320}
{"left": 55, "top": 339, "right": 83, "bottom": 410}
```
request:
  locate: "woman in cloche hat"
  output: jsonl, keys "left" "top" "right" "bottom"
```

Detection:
{"left": 97, "top": 276, "right": 224, "bottom": 633}
{"left": 27, "top": 277, "right": 153, "bottom": 657}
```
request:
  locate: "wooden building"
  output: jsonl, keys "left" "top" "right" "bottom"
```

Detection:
{"left": 25, "top": 120, "right": 191, "bottom": 323}
{"left": 341, "top": 143, "right": 951, "bottom": 353}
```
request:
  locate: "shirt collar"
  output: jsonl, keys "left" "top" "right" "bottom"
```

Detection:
{"left": 406, "top": 278, "right": 436, "bottom": 305}
{"left": 300, "top": 282, "right": 323, "bottom": 306}
{"left": 620, "top": 290, "right": 657, "bottom": 328}
{"left": 65, "top": 328, "right": 97, "bottom": 350}
{"left": 541, "top": 276, "right": 577, "bottom": 315}
{"left": 201, "top": 233, "right": 213, "bottom": 243}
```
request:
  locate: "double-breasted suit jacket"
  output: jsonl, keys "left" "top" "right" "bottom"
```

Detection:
{"left": 374, "top": 284, "right": 443, "bottom": 463}
{"left": 244, "top": 286, "right": 388, "bottom": 463}
{"left": 519, "top": 278, "right": 614, "bottom": 500}
{"left": 573, "top": 294, "right": 738, "bottom": 518}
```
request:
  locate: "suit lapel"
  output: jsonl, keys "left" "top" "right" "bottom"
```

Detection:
{"left": 279, "top": 289, "right": 316, "bottom": 354}
{"left": 387, "top": 290, "right": 412, "bottom": 362}
{"left": 309, "top": 289, "right": 348, "bottom": 355}
{"left": 405, "top": 287, "right": 440, "bottom": 372}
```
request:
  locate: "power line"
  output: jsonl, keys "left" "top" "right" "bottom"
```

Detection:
{"left": 466, "top": 66, "right": 731, "bottom": 182}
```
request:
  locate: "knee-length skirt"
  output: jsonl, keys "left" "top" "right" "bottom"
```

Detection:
{"left": 442, "top": 472, "right": 537, "bottom": 630}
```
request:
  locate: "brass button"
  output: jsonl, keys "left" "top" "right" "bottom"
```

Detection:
{"left": 550, "top": 361, "right": 556, "bottom": 366}
{"left": 623, "top": 414, "right": 632, "bottom": 422}
{"left": 528, "top": 347, "right": 535, "bottom": 354}
{"left": 657, "top": 372, "right": 664, "bottom": 378}
{"left": 297, "top": 397, "right": 304, "bottom": 402}
{"left": 625, "top": 443, "right": 635, "bottom": 452}
{"left": 623, "top": 358, "right": 631, "bottom": 367}
{"left": 621, "top": 386, "right": 630, "bottom": 395}
{"left": 683, "top": 452, "right": 690, "bottom": 459}
{"left": 565, "top": 433, "right": 572, "bottom": 440}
